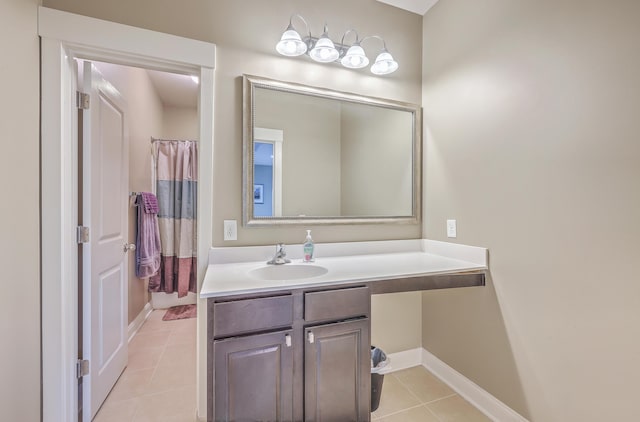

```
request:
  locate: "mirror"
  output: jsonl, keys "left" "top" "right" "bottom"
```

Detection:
{"left": 243, "top": 74, "right": 422, "bottom": 226}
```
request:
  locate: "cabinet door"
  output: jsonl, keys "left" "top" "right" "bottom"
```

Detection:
{"left": 305, "top": 319, "right": 370, "bottom": 422}
{"left": 214, "top": 329, "right": 294, "bottom": 422}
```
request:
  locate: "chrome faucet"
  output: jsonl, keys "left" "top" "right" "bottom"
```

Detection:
{"left": 267, "top": 243, "right": 291, "bottom": 265}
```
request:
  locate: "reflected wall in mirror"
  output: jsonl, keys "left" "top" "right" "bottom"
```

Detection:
{"left": 243, "top": 74, "right": 421, "bottom": 226}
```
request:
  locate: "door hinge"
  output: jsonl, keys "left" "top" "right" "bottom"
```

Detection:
{"left": 77, "top": 226, "right": 90, "bottom": 244}
{"left": 76, "top": 359, "right": 90, "bottom": 379}
{"left": 76, "top": 91, "right": 90, "bottom": 109}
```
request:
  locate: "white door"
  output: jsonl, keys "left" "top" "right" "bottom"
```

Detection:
{"left": 81, "top": 61, "right": 130, "bottom": 420}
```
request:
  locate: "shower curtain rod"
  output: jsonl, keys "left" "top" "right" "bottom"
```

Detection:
{"left": 150, "top": 139, "right": 198, "bottom": 143}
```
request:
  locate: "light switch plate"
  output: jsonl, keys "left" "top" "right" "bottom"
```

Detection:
{"left": 223, "top": 220, "right": 237, "bottom": 241}
{"left": 446, "top": 219, "right": 457, "bottom": 238}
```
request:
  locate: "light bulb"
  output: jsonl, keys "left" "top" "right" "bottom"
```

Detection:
{"left": 310, "top": 32, "right": 339, "bottom": 63}
{"left": 276, "top": 26, "right": 307, "bottom": 57}
{"left": 341, "top": 44, "right": 369, "bottom": 69}
{"left": 371, "top": 50, "right": 398, "bottom": 75}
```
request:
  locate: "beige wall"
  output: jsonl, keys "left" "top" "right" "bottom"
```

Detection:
{"left": 162, "top": 106, "right": 198, "bottom": 140}
{"left": 93, "top": 62, "right": 164, "bottom": 323}
{"left": 422, "top": 1, "right": 640, "bottom": 420}
{"left": 0, "top": 0, "right": 40, "bottom": 420}
{"left": 340, "top": 103, "right": 413, "bottom": 216}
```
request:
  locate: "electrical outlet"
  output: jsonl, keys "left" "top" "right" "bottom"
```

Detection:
{"left": 223, "top": 220, "right": 237, "bottom": 241}
{"left": 447, "top": 219, "right": 457, "bottom": 238}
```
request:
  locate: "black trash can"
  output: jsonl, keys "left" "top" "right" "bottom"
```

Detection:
{"left": 371, "top": 346, "right": 389, "bottom": 412}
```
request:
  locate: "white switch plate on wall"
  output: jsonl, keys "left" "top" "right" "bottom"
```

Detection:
{"left": 223, "top": 220, "right": 237, "bottom": 241}
{"left": 447, "top": 219, "right": 457, "bottom": 238}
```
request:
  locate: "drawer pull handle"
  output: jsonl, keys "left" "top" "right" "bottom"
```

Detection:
{"left": 308, "top": 331, "right": 315, "bottom": 344}
{"left": 285, "top": 334, "right": 292, "bottom": 347}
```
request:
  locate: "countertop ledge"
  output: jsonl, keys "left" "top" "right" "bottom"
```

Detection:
{"left": 200, "top": 239, "right": 488, "bottom": 298}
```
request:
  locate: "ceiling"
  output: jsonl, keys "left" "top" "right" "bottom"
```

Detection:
{"left": 146, "top": 69, "right": 198, "bottom": 108}
{"left": 376, "top": 0, "right": 439, "bottom": 15}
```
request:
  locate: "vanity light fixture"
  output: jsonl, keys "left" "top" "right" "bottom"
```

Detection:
{"left": 275, "top": 14, "right": 399, "bottom": 75}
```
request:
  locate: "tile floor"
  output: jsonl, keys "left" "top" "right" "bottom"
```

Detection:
{"left": 371, "top": 366, "right": 491, "bottom": 422}
{"left": 95, "top": 310, "right": 490, "bottom": 422}
{"left": 93, "top": 309, "right": 198, "bottom": 422}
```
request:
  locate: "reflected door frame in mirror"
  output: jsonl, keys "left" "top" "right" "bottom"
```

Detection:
{"left": 242, "top": 74, "right": 422, "bottom": 226}
{"left": 253, "top": 127, "right": 283, "bottom": 217}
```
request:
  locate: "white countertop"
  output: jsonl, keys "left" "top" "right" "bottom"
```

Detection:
{"left": 200, "top": 239, "right": 488, "bottom": 298}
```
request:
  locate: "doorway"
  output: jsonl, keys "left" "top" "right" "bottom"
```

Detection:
{"left": 40, "top": 7, "right": 215, "bottom": 422}
{"left": 78, "top": 59, "right": 200, "bottom": 419}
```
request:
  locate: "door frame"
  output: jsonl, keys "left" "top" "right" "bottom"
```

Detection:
{"left": 39, "top": 7, "right": 215, "bottom": 421}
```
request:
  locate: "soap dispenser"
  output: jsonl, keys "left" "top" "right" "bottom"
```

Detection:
{"left": 303, "top": 230, "right": 315, "bottom": 263}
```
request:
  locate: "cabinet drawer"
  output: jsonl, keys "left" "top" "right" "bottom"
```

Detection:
{"left": 304, "top": 286, "right": 370, "bottom": 323}
{"left": 214, "top": 295, "right": 293, "bottom": 338}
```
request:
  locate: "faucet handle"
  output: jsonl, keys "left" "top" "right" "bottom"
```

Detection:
{"left": 267, "top": 243, "right": 290, "bottom": 265}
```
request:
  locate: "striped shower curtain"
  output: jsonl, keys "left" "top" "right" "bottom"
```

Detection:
{"left": 149, "top": 139, "right": 198, "bottom": 298}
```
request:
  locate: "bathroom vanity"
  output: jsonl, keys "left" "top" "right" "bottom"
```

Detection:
{"left": 201, "top": 239, "right": 487, "bottom": 422}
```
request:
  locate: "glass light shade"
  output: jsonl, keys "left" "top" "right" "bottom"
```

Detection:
{"left": 276, "top": 28, "right": 307, "bottom": 56}
{"left": 340, "top": 44, "right": 369, "bottom": 69}
{"left": 309, "top": 36, "right": 339, "bottom": 63}
{"left": 371, "top": 50, "right": 399, "bottom": 75}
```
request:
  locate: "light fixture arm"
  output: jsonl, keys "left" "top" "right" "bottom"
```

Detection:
{"left": 337, "top": 29, "right": 360, "bottom": 57}
{"left": 359, "top": 35, "right": 388, "bottom": 51}
{"left": 340, "top": 29, "right": 361, "bottom": 47}
{"left": 288, "top": 13, "right": 312, "bottom": 41}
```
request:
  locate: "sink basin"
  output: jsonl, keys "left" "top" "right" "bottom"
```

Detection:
{"left": 249, "top": 264, "right": 329, "bottom": 281}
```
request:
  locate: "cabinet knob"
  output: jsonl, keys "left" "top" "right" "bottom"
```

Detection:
{"left": 307, "top": 331, "right": 315, "bottom": 344}
{"left": 285, "top": 334, "right": 292, "bottom": 347}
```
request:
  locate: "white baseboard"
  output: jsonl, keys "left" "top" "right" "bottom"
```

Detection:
{"left": 127, "top": 302, "right": 153, "bottom": 342}
{"left": 151, "top": 291, "right": 197, "bottom": 309}
{"left": 379, "top": 348, "right": 423, "bottom": 374}
{"left": 421, "top": 348, "right": 528, "bottom": 422}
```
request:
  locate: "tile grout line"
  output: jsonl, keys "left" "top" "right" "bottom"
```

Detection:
{"left": 389, "top": 373, "right": 425, "bottom": 405}
{"left": 423, "top": 392, "right": 458, "bottom": 405}
{"left": 424, "top": 403, "right": 445, "bottom": 422}
{"left": 392, "top": 370, "right": 456, "bottom": 407}
{"left": 375, "top": 403, "right": 429, "bottom": 420}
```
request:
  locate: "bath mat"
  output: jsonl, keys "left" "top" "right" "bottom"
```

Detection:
{"left": 162, "top": 304, "right": 197, "bottom": 321}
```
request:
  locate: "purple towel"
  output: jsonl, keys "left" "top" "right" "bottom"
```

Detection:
{"left": 135, "top": 194, "right": 161, "bottom": 278}
{"left": 140, "top": 192, "right": 159, "bottom": 214}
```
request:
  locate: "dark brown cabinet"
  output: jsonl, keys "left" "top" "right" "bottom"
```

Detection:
{"left": 214, "top": 329, "right": 294, "bottom": 422}
{"left": 208, "top": 286, "right": 371, "bottom": 422}
{"left": 304, "top": 319, "right": 370, "bottom": 422}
